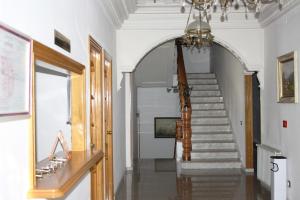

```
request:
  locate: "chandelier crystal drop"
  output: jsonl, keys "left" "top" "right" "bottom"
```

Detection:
{"left": 180, "top": 0, "right": 281, "bottom": 49}
{"left": 182, "top": 0, "right": 281, "bottom": 17}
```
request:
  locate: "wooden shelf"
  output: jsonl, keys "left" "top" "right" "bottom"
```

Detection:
{"left": 28, "top": 150, "right": 103, "bottom": 199}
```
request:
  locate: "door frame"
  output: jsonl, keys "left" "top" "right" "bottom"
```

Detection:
{"left": 245, "top": 74, "right": 254, "bottom": 170}
{"left": 89, "top": 36, "right": 104, "bottom": 200}
{"left": 103, "top": 52, "right": 114, "bottom": 200}
{"left": 89, "top": 36, "right": 114, "bottom": 200}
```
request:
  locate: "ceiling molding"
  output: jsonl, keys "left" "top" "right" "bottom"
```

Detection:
{"left": 259, "top": 0, "right": 300, "bottom": 27}
{"left": 121, "top": 13, "right": 260, "bottom": 30}
{"left": 97, "top": 0, "right": 137, "bottom": 28}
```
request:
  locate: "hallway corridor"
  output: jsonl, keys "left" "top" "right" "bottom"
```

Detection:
{"left": 116, "top": 159, "right": 270, "bottom": 200}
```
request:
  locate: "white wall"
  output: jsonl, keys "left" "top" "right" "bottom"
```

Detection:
{"left": 35, "top": 66, "right": 70, "bottom": 162}
{"left": 211, "top": 44, "right": 246, "bottom": 167}
{"left": 0, "top": 0, "right": 118, "bottom": 199}
{"left": 183, "top": 47, "right": 211, "bottom": 73}
{"left": 137, "top": 87, "right": 180, "bottom": 158}
{"left": 262, "top": 4, "right": 300, "bottom": 199}
{"left": 134, "top": 41, "right": 176, "bottom": 88}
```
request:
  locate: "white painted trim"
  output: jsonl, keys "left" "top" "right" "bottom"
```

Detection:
{"left": 244, "top": 168, "right": 255, "bottom": 173}
{"left": 97, "top": 0, "right": 131, "bottom": 28}
{"left": 259, "top": 0, "right": 300, "bottom": 27}
{"left": 96, "top": 0, "right": 122, "bottom": 28}
{"left": 125, "top": 73, "right": 133, "bottom": 170}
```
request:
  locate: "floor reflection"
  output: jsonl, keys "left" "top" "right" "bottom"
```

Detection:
{"left": 115, "top": 159, "right": 270, "bottom": 200}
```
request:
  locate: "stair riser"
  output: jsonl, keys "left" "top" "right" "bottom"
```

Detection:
{"left": 192, "top": 118, "right": 229, "bottom": 125}
{"left": 188, "top": 79, "right": 217, "bottom": 85}
{"left": 192, "top": 103, "right": 224, "bottom": 110}
{"left": 181, "top": 162, "right": 241, "bottom": 169}
{"left": 187, "top": 74, "right": 216, "bottom": 79}
{"left": 191, "top": 152, "right": 239, "bottom": 159}
{"left": 192, "top": 143, "right": 236, "bottom": 150}
{"left": 191, "top": 91, "right": 221, "bottom": 97}
{"left": 192, "top": 134, "right": 233, "bottom": 141}
{"left": 192, "top": 126, "right": 231, "bottom": 132}
{"left": 192, "top": 110, "right": 226, "bottom": 117}
{"left": 192, "top": 85, "right": 219, "bottom": 90}
{"left": 191, "top": 97, "right": 223, "bottom": 103}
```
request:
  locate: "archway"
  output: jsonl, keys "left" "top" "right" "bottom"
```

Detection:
{"left": 124, "top": 35, "right": 259, "bottom": 171}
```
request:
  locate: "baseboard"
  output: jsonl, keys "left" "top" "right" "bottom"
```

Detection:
{"left": 114, "top": 168, "right": 134, "bottom": 199}
{"left": 114, "top": 170, "right": 126, "bottom": 199}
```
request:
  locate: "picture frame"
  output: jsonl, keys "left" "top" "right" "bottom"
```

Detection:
{"left": 277, "top": 51, "right": 298, "bottom": 103}
{"left": 154, "top": 117, "right": 180, "bottom": 138}
{"left": 0, "top": 23, "right": 32, "bottom": 116}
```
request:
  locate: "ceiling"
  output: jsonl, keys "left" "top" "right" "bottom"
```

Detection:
{"left": 100, "top": 0, "right": 299, "bottom": 29}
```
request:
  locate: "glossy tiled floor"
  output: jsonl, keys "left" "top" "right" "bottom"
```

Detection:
{"left": 115, "top": 159, "right": 270, "bottom": 200}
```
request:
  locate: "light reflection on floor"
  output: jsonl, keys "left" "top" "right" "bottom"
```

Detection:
{"left": 116, "top": 159, "right": 270, "bottom": 200}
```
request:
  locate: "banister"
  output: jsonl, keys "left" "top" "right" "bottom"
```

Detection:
{"left": 176, "top": 40, "right": 192, "bottom": 161}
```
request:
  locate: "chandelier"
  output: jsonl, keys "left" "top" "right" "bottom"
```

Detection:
{"left": 180, "top": 1, "right": 214, "bottom": 48}
{"left": 183, "top": 0, "right": 282, "bottom": 18}
{"left": 180, "top": 0, "right": 282, "bottom": 48}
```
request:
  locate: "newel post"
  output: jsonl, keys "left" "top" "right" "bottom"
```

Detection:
{"left": 182, "top": 107, "right": 191, "bottom": 161}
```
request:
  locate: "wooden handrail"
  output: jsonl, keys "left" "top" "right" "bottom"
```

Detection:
{"left": 176, "top": 41, "right": 192, "bottom": 161}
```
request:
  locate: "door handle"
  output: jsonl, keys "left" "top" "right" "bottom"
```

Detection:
{"left": 107, "top": 130, "right": 112, "bottom": 135}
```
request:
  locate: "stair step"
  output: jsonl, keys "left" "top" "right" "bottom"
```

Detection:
{"left": 180, "top": 168, "right": 242, "bottom": 176}
{"left": 192, "top": 182, "right": 237, "bottom": 188}
{"left": 192, "top": 132, "right": 233, "bottom": 140}
{"left": 191, "top": 117, "right": 229, "bottom": 125}
{"left": 192, "top": 84, "right": 219, "bottom": 90}
{"left": 191, "top": 96, "right": 223, "bottom": 103}
{"left": 191, "top": 90, "right": 221, "bottom": 97}
{"left": 192, "top": 109, "right": 226, "bottom": 117}
{"left": 187, "top": 73, "right": 216, "bottom": 79}
{"left": 192, "top": 124, "right": 231, "bottom": 132}
{"left": 188, "top": 79, "right": 217, "bottom": 85}
{"left": 191, "top": 149, "right": 239, "bottom": 159}
{"left": 192, "top": 142, "right": 236, "bottom": 150}
{"left": 192, "top": 103, "right": 225, "bottom": 110}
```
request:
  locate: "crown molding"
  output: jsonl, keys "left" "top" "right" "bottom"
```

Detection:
{"left": 97, "top": 0, "right": 136, "bottom": 28}
{"left": 259, "top": 0, "right": 300, "bottom": 27}
{"left": 121, "top": 11, "right": 260, "bottom": 30}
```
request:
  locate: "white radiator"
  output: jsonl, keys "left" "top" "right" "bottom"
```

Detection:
{"left": 257, "top": 144, "right": 281, "bottom": 187}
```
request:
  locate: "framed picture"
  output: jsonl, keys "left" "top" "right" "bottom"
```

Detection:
{"left": 277, "top": 51, "right": 298, "bottom": 103}
{"left": 154, "top": 117, "right": 180, "bottom": 138}
{"left": 0, "top": 23, "right": 31, "bottom": 116}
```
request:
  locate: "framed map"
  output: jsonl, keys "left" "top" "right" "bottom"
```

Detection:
{"left": 0, "top": 24, "right": 31, "bottom": 116}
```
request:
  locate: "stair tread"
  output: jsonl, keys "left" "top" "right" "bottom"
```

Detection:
{"left": 191, "top": 124, "right": 230, "bottom": 127}
{"left": 191, "top": 140, "right": 235, "bottom": 143}
{"left": 192, "top": 110, "right": 226, "bottom": 113}
{"left": 192, "top": 131, "right": 232, "bottom": 135}
{"left": 192, "top": 149, "right": 238, "bottom": 153}
{"left": 191, "top": 116, "right": 228, "bottom": 119}
{"left": 191, "top": 96, "right": 222, "bottom": 98}
{"left": 185, "top": 158, "right": 241, "bottom": 163}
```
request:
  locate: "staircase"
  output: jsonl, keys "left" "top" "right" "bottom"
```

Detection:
{"left": 181, "top": 73, "right": 242, "bottom": 170}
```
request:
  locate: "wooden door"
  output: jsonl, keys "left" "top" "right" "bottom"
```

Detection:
{"left": 245, "top": 74, "right": 254, "bottom": 170}
{"left": 103, "top": 56, "right": 114, "bottom": 200}
{"left": 90, "top": 38, "right": 104, "bottom": 200}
